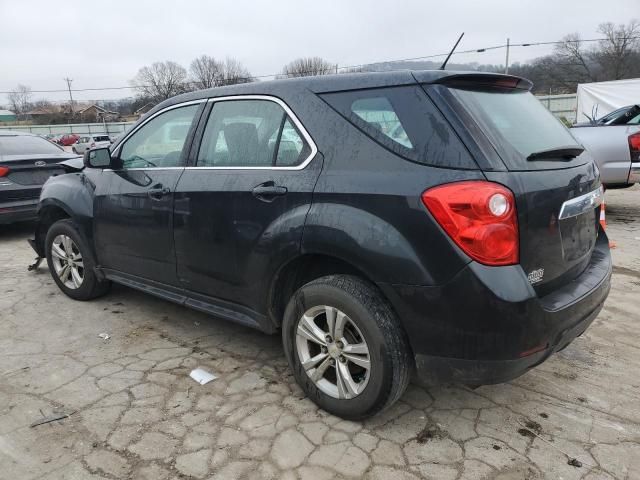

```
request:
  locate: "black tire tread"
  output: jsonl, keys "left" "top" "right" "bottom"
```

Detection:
{"left": 285, "top": 274, "right": 412, "bottom": 419}
{"left": 45, "top": 219, "right": 110, "bottom": 300}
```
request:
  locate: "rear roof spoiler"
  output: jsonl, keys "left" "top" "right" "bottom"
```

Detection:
{"left": 430, "top": 73, "right": 533, "bottom": 91}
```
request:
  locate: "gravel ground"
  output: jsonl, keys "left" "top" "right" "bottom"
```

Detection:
{"left": 1, "top": 186, "right": 639, "bottom": 480}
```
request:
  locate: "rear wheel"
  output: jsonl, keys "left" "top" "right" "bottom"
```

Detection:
{"left": 45, "top": 219, "right": 110, "bottom": 300}
{"left": 282, "top": 275, "right": 412, "bottom": 419}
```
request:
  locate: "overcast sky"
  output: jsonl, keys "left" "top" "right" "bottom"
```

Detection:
{"left": 0, "top": 0, "right": 637, "bottom": 104}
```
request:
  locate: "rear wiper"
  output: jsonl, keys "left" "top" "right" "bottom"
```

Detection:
{"left": 526, "top": 146, "right": 585, "bottom": 161}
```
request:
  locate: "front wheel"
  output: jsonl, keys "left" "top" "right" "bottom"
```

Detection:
{"left": 282, "top": 275, "right": 412, "bottom": 420}
{"left": 45, "top": 219, "right": 110, "bottom": 300}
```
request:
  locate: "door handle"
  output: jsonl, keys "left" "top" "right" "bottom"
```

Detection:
{"left": 252, "top": 182, "right": 288, "bottom": 202}
{"left": 148, "top": 185, "right": 170, "bottom": 200}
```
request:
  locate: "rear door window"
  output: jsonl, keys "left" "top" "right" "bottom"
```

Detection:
{"left": 447, "top": 88, "right": 587, "bottom": 171}
{"left": 197, "top": 99, "right": 311, "bottom": 168}
{"left": 321, "top": 86, "right": 476, "bottom": 169}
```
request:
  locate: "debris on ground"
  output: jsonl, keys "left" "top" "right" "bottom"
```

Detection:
{"left": 567, "top": 458, "right": 583, "bottom": 468}
{"left": 189, "top": 368, "right": 217, "bottom": 385}
{"left": 30, "top": 411, "right": 76, "bottom": 428}
{"left": 97, "top": 333, "right": 111, "bottom": 341}
{"left": 27, "top": 257, "right": 43, "bottom": 271}
{"left": 415, "top": 418, "right": 446, "bottom": 443}
{"left": 524, "top": 420, "right": 543, "bottom": 435}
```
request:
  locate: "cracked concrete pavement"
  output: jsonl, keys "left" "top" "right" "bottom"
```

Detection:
{"left": 1, "top": 186, "right": 639, "bottom": 480}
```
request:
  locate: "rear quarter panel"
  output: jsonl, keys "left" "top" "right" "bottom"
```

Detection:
{"left": 298, "top": 96, "right": 484, "bottom": 286}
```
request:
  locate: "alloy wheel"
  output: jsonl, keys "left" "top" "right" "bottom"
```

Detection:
{"left": 51, "top": 234, "right": 84, "bottom": 289}
{"left": 296, "top": 305, "right": 371, "bottom": 399}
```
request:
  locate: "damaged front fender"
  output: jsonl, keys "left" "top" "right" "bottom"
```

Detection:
{"left": 29, "top": 171, "right": 98, "bottom": 264}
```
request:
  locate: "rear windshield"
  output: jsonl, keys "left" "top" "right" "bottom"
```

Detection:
{"left": 321, "top": 86, "right": 477, "bottom": 169}
{"left": 93, "top": 135, "right": 110, "bottom": 142}
{"left": 448, "top": 88, "right": 585, "bottom": 170}
{"left": 0, "top": 135, "right": 63, "bottom": 155}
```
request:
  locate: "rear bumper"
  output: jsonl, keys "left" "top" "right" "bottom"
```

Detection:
{"left": 0, "top": 198, "right": 39, "bottom": 224}
{"left": 380, "top": 231, "right": 612, "bottom": 385}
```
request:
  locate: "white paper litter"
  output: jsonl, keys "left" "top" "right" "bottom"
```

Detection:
{"left": 98, "top": 333, "right": 111, "bottom": 340}
{"left": 190, "top": 368, "right": 217, "bottom": 385}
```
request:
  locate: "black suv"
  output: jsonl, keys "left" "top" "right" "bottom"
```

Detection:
{"left": 30, "top": 71, "right": 611, "bottom": 419}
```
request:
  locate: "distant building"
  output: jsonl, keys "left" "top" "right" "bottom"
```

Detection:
{"left": 0, "top": 109, "right": 17, "bottom": 123}
{"left": 77, "top": 104, "right": 120, "bottom": 123}
{"left": 121, "top": 102, "right": 155, "bottom": 122}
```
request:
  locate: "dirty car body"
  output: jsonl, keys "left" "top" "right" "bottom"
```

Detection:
{"left": 31, "top": 71, "right": 612, "bottom": 418}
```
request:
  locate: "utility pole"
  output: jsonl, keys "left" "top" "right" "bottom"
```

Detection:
{"left": 504, "top": 38, "right": 510, "bottom": 75}
{"left": 64, "top": 77, "right": 74, "bottom": 115}
{"left": 335, "top": 64, "right": 338, "bottom": 74}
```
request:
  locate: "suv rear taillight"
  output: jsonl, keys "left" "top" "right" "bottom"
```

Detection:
{"left": 0, "top": 166, "right": 9, "bottom": 177}
{"left": 422, "top": 181, "right": 519, "bottom": 266}
{"left": 90, "top": 142, "right": 96, "bottom": 148}
{"left": 629, "top": 132, "right": 640, "bottom": 162}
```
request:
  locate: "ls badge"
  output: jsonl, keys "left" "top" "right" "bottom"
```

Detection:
{"left": 527, "top": 268, "right": 545, "bottom": 284}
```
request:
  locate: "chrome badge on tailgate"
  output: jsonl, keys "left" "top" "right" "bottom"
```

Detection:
{"left": 558, "top": 186, "right": 604, "bottom": 220}
{"left": 558, "top": 186, "right": 603, "bottom": 262}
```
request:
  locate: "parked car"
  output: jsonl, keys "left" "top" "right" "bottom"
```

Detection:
{"left": 72, "top": 134, "right": 112, "bottom": 154}
{"left": 0, "top": 130, "right": 79, "bottom": 224}
{"left": 48, "top": 134, "right": 63, "bottom": 144}
{"left": 571, "top": 104, "right": 640, "bottom": 187}
{"left": 58, "top": 134, "right": 80, "bottom": 147}
{"left": 30, "top": 71, "right": 611, "bottom": 419}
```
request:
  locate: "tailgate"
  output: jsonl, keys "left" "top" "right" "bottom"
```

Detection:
{"left": 430, "top": 75, "right": 604, "bottom": 292}
{"left": 485, "top": 165, "right": 601, "bottom": 292}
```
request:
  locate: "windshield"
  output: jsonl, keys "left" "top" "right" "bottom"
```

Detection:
{"left": 0, "top": 135, "right": 64, "bottom": 155}
{"left": 449, "top": 88, "right": 585, "bottom": 170}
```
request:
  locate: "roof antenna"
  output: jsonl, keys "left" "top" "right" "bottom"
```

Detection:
{"left": 439, "top": 32, "right": 465, "bottom": 70}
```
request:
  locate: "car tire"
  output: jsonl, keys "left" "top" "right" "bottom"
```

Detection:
{"left": 45, "top": 219, "right": 110, "bottom": 301}
{"left": 72, "top": 147, "right": 78, "bottom": 154}
{"left": 282, "top": 275, "right": 412, "bottom": 420}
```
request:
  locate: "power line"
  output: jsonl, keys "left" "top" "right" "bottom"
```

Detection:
{"left": 2, "top": 35, "right": 639, "bottom": 96}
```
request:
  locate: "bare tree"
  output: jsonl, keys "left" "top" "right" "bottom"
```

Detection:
{"left": 7, "top": 84, "right": 32, "bottom": 115}
{"left": 217, "top": 58, "right": 253, "bottom": 86}
{"left": 31, "top": 99, "right": 54, "bottom": 111}
{"left": 593, "top": 21, "right": 640, "bottom": 80}
{"left": 522, "top": 20, "right": 640, "bottom": 93}
{"left": 190, "top": 55, "right": 223, "bottom": 89}
{"left": 131, "top": 61, "right": 189, "bottom": 101}
{"left": 280, "top": 57, "right": 335, "bottom": 78}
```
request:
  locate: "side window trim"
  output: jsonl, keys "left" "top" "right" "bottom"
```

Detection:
{"left": 188, "top": 95, "right": 318, "bottom": 171}
{"left": 270, "top": 113, "right": 287, "bottom": 166}
{"left": 110, "top": 99, "right": 207, "bottom": 171}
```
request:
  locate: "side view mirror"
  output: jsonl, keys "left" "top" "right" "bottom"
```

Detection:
{"left": 84, "top": 147, "right": 117, "bottom": 169}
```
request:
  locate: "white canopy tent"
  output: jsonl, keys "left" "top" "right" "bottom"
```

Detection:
{"left": 576, "top": 78, "right": 640, "bottom": 123}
